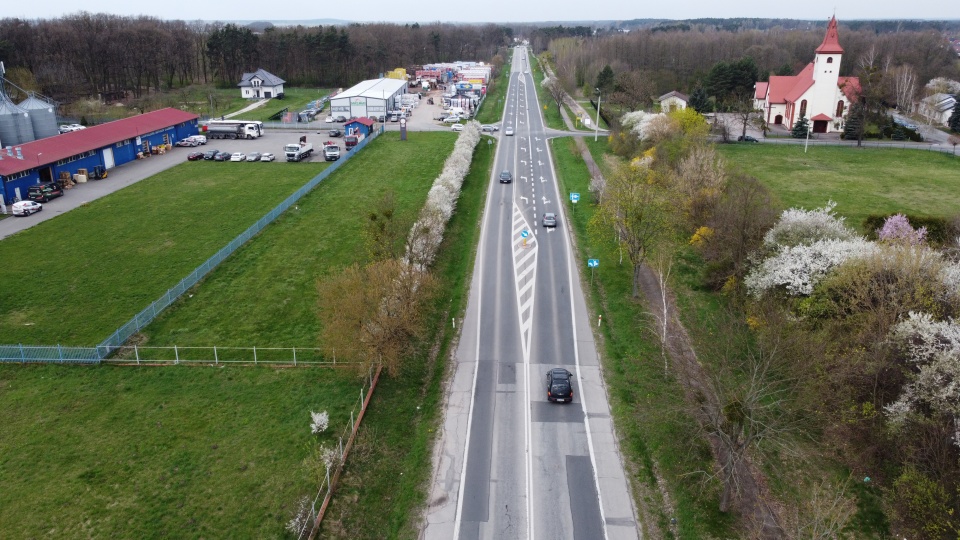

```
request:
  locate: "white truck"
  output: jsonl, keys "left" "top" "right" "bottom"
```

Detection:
{"left": 204, "top": 120, "right": 264, "bottom": 140}
{"left": 323, "top": 144, "right": 341, "bottom": 161}
{"left": 285, "top": 142, "right": 314, "bottom": 162}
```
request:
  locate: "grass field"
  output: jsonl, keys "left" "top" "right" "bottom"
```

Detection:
{"left": 0, "top": 162, "right": 327, "bottom": 346}
{"left": 0, "top": 132, "right": 462, "bottom": 538}
{"left": 718, "top": 144, "right": 960, "bottom": 228}
{"left": 550, "top": 136, "right": 733, "bottom": 537}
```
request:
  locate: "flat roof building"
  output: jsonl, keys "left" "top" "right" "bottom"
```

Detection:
{"left": 329, "top": 79, "right": 408, "bottom": 120}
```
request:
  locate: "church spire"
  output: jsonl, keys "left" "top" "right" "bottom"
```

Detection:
{"left": 815, "top": 16, "right": 844, "bottom": 54}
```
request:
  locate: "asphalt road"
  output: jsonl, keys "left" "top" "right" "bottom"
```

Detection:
{"left": 424, "top": 47, "right": 638, "bottom": 540}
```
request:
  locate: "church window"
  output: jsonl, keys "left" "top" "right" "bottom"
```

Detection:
{"left": 836, "top": 100, "right": 845, "bottom": 116}
{"left": 799, "top": 100, "right": 807, "bottom": 118}
{"left": 826, "top": 57, "right": 834, "bottom": 64}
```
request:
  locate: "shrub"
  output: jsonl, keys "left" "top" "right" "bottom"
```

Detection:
{"left": 745, "top": 237, "right": 877, "bottom": 297}
{"left": 863, "top": 214, "right": 949, "bottom": 245}
{"left": 877, "top": 214, "right": 927, "bottom": 246}
{"left": 762, "top": 201, "right": 859, "bottom": 251}
{"left": 889, "top": 466, "right": 959, "bottom": 538}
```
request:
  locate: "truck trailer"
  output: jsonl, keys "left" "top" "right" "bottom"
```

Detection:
{"left": 285, "top": 142, "right": 314, "bottom": 162}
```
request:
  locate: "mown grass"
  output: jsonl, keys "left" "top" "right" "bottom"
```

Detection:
{"left": 530, "top": 53, "right": 566, "bottom": 131}
{"left": 718, "top": 144, "right": 960, "bottom": 228}
{"left": 0, "top": 363, "right": 357, "bottom": 539}
{"left": 550, "top": 136, "right": 733, "bottom": 537}
{"left": 320, "top": 133, "right": 495, "bottom": 538}
{"left": 0, "top": 161, "right": 326, "bottom": 346}
{"left": 0, "top": 132, "right": 461, "bottom": 538}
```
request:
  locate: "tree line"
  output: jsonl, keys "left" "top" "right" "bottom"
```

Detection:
{"left": 0, "top": 13, "right": 513, "bottom": 103}
{"left": 545, "top": 23, "right": 960, "bottom": 111}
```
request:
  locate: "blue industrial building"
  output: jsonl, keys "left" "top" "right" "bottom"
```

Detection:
{"left": 0, "top": 108, "right": 198, "bottom": 204}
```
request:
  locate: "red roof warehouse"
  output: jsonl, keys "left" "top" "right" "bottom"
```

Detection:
{"left": 1, "top": 108, "right": 198, "bottom": 203}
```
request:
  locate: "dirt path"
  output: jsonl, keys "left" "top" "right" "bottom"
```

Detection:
{"left": 542, "top": 55, "right": 784, "bottom": 538}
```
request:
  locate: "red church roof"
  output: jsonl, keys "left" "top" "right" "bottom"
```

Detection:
{"left": 0, "top": 108, "right": 198, "bottom": 177}
{"left": 754, "top": 82, "right": 769, "bottom": 100}
{"left": 839, "top": 77, "right": 861, "bottom": 101}
{"left": 815, "top": 16, "right": 844, "bottom": 54}
{"left": 811, "top": 113, "right": 833, "bottom": 121}
{"left": 766, "top": 64, "right": 814, "bottom": 105}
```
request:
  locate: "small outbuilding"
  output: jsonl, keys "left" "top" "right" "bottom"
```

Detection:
{"left": 238, "top": 69, "right": 286, "bottom": 99}
{"left": 344, "top": 117, "right": 376, "bottom": 138}
{"left": 658, "top": 91, "right": 689, "bottom": 112}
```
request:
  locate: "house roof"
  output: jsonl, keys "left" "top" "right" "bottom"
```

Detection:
{"left": 811, "top": 113, "right": 833, "bottom": 121}
{"left": 238, "top": 68, "right": 286, "bottom": 88}
{"left": 335, "top": 78, "right": 408, "bottom": 100}
{"left": 815, "top": 17, "right": 844, "bottom": 54}
{"left": 0, "top": 108, "right": 198, "bottom": 177}
{"left": 657, "top": 90, "right": 688, "bottom": 102}
{"left": 754, "top": 82, "right": 769, "bottom": 100}
{"left": 346, "top": 118, "right": 375, "bottom": 127}
{"left": 764, "top": 64, "right": 814, "bottom": 105}
{"left": 923, "top": 93, "right": 957, "bottom": 112}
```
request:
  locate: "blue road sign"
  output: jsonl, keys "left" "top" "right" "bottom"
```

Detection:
{"left": 588, "top": 259, "right": 599, "bottom": 268}
{"left": 570, "top": 192, "right": 580, "bottom": 203}
{"left": 521, "top": 230, "right": 529, "bottom": 238}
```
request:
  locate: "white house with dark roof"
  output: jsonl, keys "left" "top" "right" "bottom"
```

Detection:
{"left": 658, "top": 91, "right": 688, "bottom": 112}
{"left": 238, "top": 69, "right": 285, "bottom": 99}
{"left": 918, "top": 93, "right": 957, "bottom": 127}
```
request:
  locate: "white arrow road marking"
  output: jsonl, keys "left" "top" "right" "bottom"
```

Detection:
{"left": 542, "top": 196, "right": 551, "bottom": 205}
{"left": 540, "top": 176, "right": 546, "bottom": 183}
{"left": 520, "top": 195, "right": 528, "bottom": 204}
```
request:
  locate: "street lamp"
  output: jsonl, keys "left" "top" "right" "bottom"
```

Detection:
{"left": 594, "top": 88, "right": 602, "bottom": 142}
{"left": 36, "top": 152, "right": 42, "bottom": 180}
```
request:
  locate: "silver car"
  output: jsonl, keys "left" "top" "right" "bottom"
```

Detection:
{"left": 260, "top": 152, "right": 275, "bottom": 162}
{"left": 542, "top": 212, "right": 557, "bottom": 227}
{"left": 504, "top": 126, "right": 514, "bottom": 136}
{"left": 246, "top": 152, "right": 262, "bottom": 162}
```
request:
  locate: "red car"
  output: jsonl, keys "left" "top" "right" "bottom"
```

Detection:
{"left": 187, "top": 151, "right": 204, "bottom": 161}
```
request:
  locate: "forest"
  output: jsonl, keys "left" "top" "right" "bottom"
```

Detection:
{"left": 0, "top": 14, "right": 512, "bottom": 103}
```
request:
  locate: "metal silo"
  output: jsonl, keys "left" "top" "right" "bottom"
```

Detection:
{"left": 0, "top": 98, "right": 36, "bottom": 146}
{"left": 19, "top": 95, "right": 58, "bottom": 140}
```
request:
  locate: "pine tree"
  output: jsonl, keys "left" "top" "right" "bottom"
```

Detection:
{"left": 690, "top": 86, "right": 711, "bottom": 113}
{"left": 892, "top": 124, "right": 906, "bottom": 141}
{"left": 596, "top": 65, "right": 615, "bottom": 94}
{"left": 791, "top": 113, "right": 810, "bottom": 138}
{"left": 949, "top": 97, "right": 960, "bottom": 133}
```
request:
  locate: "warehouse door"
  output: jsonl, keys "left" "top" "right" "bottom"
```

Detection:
{"left": 103, "top": 147, "right": 116, "bottom": 169}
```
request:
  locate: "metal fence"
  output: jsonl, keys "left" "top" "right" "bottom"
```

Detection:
{"left": 0, "top": 126, "right": 384, "bottom": 364}
{"left": 758, "top": 137, "right": 959, "bottom": 155}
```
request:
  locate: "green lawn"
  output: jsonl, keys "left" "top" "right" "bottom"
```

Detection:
{"left": 0, "top": 161, "right": 327, "bottom": 346}
{"left": 530, "top": 54, "right": 567, "bottom": 131}
{"left": 0, "top": 132, "right": 463, "bottom": 538}
{"left": 718, "top": 144, "right": 960, "bottom": 228}
{"left": 474, "top": 56, "right": 512, "bottom": 125}
{"left": 550, "top": 137, "right": 733, "bottom": 538}
{"left": 0, "top": 364, "right": 357, "bottom": 539}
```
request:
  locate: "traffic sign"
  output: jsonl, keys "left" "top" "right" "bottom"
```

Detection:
{"left": 588, "top": 259, "right": 599, "bottom": 268}
{"left": 570, "top": 192, "right": 580, "bottom": 203}
{"left": 521, "top": 230, "right": 529, "bottom": 238}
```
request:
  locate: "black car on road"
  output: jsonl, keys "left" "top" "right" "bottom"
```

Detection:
{"left": 546, "top": 368, "right": 574, "bottom": 403}
{"left": 737, "top": 135, "right": 759, "bottom": 143}
{"left": 202, "top": 149, "right": 220, "bottom": 160}
{"left": 499, "top": 170, "right": 513, "bottom": 184}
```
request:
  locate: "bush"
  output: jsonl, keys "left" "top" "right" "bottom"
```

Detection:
{"left": 889, "top": 466, "right": 960, "bottom": 539}
{"left": 862, "top": 214, "right": 949, "bottom": 245}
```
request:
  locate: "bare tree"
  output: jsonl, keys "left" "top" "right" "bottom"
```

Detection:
{"left": 542, "top": 76, "right": 567, "bottom": 115}
{"left": 729, "top": 92, "right": 762, "bottom": 141}
{"left": 891, "top": 64, "right": 918, "bottom": 114}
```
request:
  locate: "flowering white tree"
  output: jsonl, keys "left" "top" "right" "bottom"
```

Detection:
{"left": 620, "top": 110, "right": 666, "bottom": 141}
{"left": 761, "top": 201, "right": 858, "bottom": 250}
{"left": 886, "top": 312, "right": 960, "bottom": 447}
{"left": 310, "top": 410, "right": 329, "bottom": 434}
{"left": 745, "top": 238, "right": 878, "bottom": 297}
{"left": 925, "top": 77, "right": 960, "bottom": 95}
{"left": 405, "top": 121, "right": 481, "bottom": 271}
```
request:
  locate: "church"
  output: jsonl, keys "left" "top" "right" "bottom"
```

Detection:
{"left": 753, "top": 17, "right": 860, "bottom": 134}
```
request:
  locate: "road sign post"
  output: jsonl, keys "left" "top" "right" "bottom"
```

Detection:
{"left": 588, "top": 258, "right": 599, "bottom": 284}
{"left": 521, "top": 229, "right": 529, "bottom": 248}
{"left": 570, "top": 192, "right": 580, "bottom": 213}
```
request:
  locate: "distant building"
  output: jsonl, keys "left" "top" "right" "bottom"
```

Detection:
{"left": 918, "top": 93, "right": 957, "bottom": 126}
{"left": 658, "top": 91, "right": 688, "bottom": 112}
{"left": 753, "top": 17, "right": 860, "bottom": 134}
{"left": 238, "top": 69, "right": 285, "bottom": 99}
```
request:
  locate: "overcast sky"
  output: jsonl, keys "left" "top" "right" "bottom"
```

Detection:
{"left": 2, "top": 0, "right": 953, "bottom": 23}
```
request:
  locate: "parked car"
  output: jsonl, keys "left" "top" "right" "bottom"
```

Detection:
{"left": 451, "top": 124, "right": 464, "bottom": 132}
{"left": 499, "top": 170, "right": 512, "bottom": 184}
{"left": 187, "top": 135, "right": 207, "bottom": 145}
{"left": 27, "top": 182, "right": 64, "bottom": 203}
{"left": 504, "top": 126, "right": 515, "bottom": 136}
{"left": 377, "top": 115, "right": 386, "bottom": 122}
{"left": 214, "top": 151, "right": 231, "bottom": 161}
{"left": 324, "top": 116, "right": 335, "bottom": 123}
{"left": 202, "top": 149, "right": 220, "bottom": 160}
{"left": 175, "top": 139, "right": 199, "bottom": 147}
{"left": 58, "top": 123, "right": 85, "bottom": 133}
{"left": 542, "top": 212, "right": 557, "bottom": 227}
{"left": 737, "top": 135, "right": 759, "bottom": 143}
{"left": 229, "top": 152, "right": 246, "bottom": 162}
{"left": 391, "top": 114, "right": 400, "bottom": 122}
{"left": 187, "top": 151, "right": 204, "bottom": 161}
{"left": 335, "top": 115, "right": 347, "bottom": 122}
{"left": 442, "top": 115, "right": 461, "bottom": 123}
{"left": 328, "top": 129, "right": 342, "bottom": 137}
{"left": 481, "top": 124, "right": 499, "bottom": 132}
{"left": 546, "top": 368, "right": 574, "bottom": 403}
{"left": 12, "top": 200, "right": 42, "bottom": 216}
{"left": 260, "top": 152, "right": 275, "bottom": 162}
{"left": 246, "top": 152, "right": 262, "bottom": 162}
